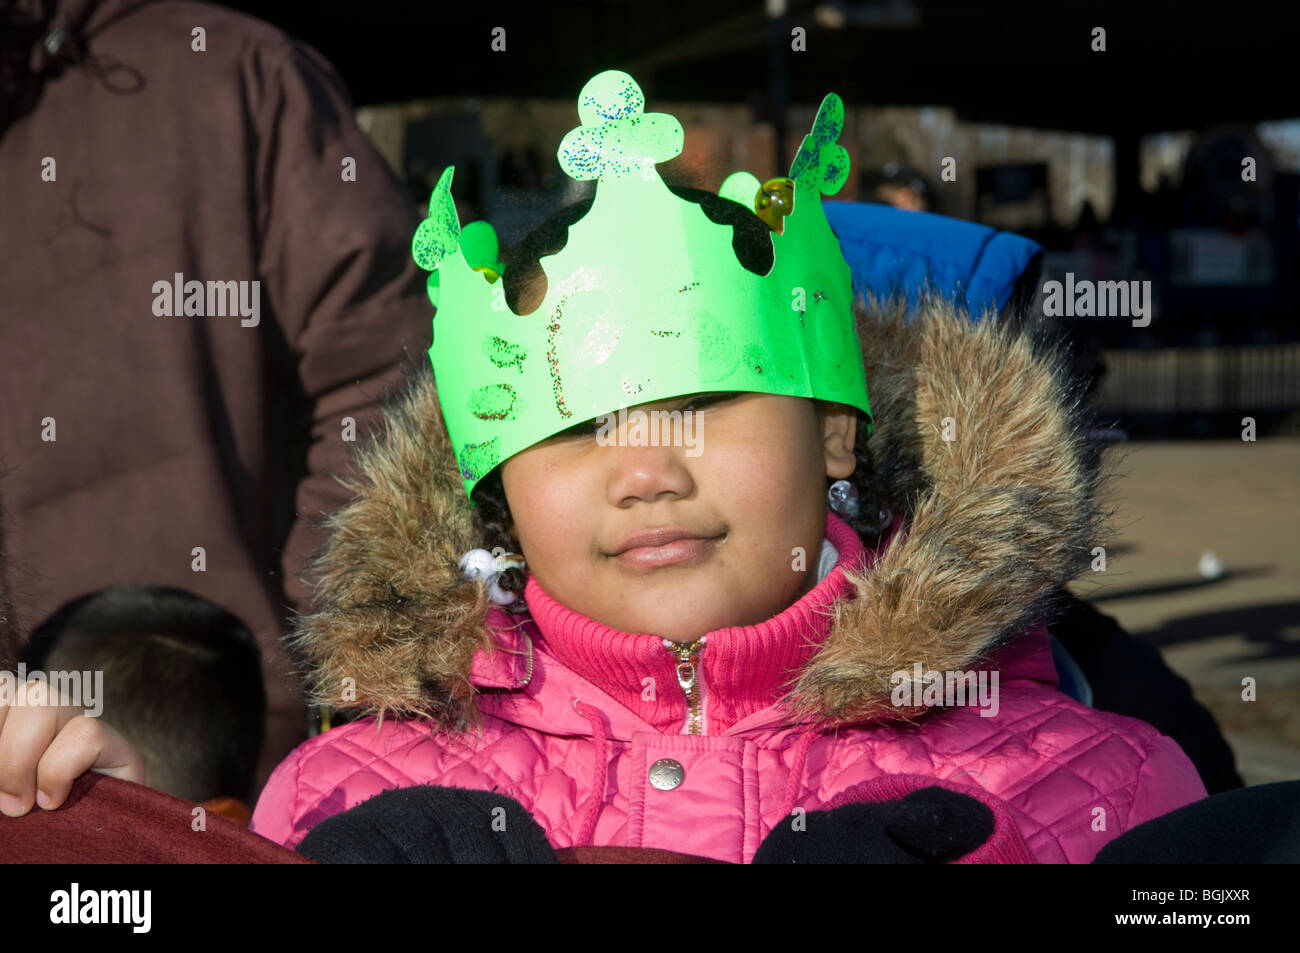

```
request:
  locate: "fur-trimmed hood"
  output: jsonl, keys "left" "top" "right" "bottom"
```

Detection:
{"left": 292, "top": 294, "right": 1101, "bottom": 728}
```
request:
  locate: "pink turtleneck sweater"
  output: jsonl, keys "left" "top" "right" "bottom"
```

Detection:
{"left": 522, "top": 512, "right": 880, "bottom": 735}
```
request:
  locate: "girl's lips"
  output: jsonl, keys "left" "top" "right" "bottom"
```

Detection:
{"left": 612, "top": 535, "right": 722, "bottom": 570}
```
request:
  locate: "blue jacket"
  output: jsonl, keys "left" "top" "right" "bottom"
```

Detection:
{"left": 825, "top": 202, "right": 1042, "bottom": 318}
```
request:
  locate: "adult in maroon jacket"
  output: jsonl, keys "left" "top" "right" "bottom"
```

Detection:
{"left": 0, "top": 0, "right": 432, "bottom": 790}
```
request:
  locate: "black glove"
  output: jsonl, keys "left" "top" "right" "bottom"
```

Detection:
{"left": 753, "top": 785, "right": 996, "bottom": 864}
{"left": 1094, "top": 779, "right": 1300, "bottom": 863}
{"left": 297, "top": 785, "right": 559, "bottom": 864}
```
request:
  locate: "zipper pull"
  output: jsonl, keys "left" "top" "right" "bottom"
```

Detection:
{"left": 663, "top": 637, "right": 708, "bottom": 736}
{"left": 666, "top": 638, "right": 705, "bottom": 693}
{"left": 676, "top": 659, "right": 696, "bottom": 695}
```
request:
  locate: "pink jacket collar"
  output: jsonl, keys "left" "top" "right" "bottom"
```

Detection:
{"left": 479, "top": 513, "right": 878, "bottom": 734}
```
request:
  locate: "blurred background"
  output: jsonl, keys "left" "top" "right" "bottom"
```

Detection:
{"left": 222, "top": 0, "right": 1300, "bottom": 783}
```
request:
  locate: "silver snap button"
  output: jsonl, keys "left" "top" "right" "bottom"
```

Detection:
{"left": 648, "top": 758, "right": 685, "bottom": 791}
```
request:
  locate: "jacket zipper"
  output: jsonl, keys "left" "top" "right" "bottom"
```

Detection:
{"left": 666, "top": 637, "right": 707, "bottom": 734}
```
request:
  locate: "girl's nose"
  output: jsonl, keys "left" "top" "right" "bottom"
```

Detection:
{"left": 603, "top": 439, "right": 696, "bottom": 506}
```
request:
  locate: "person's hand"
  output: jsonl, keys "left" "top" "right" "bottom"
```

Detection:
{"left": 297, "top": 785, "right": 559, "bottom": 864}
{"left": 0, "top": 678, "right": 146, "bottom": 816}
{"left": 753, "top": 785, "right": 1000, "bottom": 864}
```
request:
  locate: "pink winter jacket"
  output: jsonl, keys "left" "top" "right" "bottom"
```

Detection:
{"left": 251, "top": 298, "right": 1208, "bottom": 862}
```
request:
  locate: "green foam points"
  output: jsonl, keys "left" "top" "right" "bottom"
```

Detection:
{"left": 460, "top": 221, "right": 504, "bottom": 276}
{"left": 412, "top": 167, "right": 461, "bottom": 270}
{"left": 411, "top": 71, "right": 871, "bottom": 501}
{"left": 789, "top": 94, "right": 849, "bottom": 197}
{"left": 559, "top": 71, "right": 684, "bottom": 181}
{"left": 719, "top": 171, "right": 762, "bottom": 208}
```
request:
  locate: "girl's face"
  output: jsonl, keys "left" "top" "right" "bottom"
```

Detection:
{"left": 500, "top": 392, "right": 858, "bottom": 642}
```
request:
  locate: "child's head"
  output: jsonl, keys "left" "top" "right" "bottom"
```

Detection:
{"left": 419, "top": 71, "right": 880, "bottom": 641}
{"left": 21, "top": 584, "right": 266, "bottom": 805}
{"left": 465, "top": 185, "right": 887, "bottom": 642}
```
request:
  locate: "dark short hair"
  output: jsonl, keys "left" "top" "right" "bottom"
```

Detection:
{"left": 21, "top": 584, "right": 266, "bottom": 804}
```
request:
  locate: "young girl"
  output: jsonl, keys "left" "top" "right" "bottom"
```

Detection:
{"left": 0, "top": 70, "right": 1206, "bottom": 862}
{"left": 241, "top": 71, "right": 1206, "bottom": 863}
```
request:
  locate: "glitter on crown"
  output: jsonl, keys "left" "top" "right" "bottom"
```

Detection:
{"left": 558, "top": 71, "right": 684, "bottom": 181}
{"left": 412, "top": 69, "right": 872, "bottom": 502}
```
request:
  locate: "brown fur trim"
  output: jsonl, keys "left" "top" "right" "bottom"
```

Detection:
{"left": 786, "top": 294, "right": 1103, "bottom": 722}
{"left": 289, "top": 369, "right": 495, "bottom": 729}
{"left": 294, "top": 293, "right": 1104, "bottom": 727}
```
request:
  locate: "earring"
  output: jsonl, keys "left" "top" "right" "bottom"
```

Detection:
{"left": 827, "top": 479, "right": 859, "bottom": 519}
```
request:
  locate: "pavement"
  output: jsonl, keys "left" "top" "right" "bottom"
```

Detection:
{"left": 1068, "top": 438, "right": 1300, "bottom": 787}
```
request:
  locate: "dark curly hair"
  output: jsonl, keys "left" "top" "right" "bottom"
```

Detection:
{"left": 471, "top": 184, "right": 893, "bottom": 603}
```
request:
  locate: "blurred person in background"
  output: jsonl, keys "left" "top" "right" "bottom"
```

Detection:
{"left": 860, "top": 160, "right": 932, "bottom": 212}
{"left": 0, "top": 0, "right": 432, "bottom": 794}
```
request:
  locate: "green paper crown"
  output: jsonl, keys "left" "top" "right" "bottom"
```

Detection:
{"left": 413, "top": 69, "right": 871, "bottom": 502}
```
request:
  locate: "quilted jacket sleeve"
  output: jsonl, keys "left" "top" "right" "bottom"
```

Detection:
{"left": 1125, "top": 734, "right": 1208, "bottom": 831}
{"left": 250, "top": 747, "right": 306, "bottom": 848}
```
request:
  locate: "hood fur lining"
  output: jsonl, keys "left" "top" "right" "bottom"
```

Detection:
{"left": 291, "top": 294, "right": 1101, "bottom": 729}
{"left": 787, "top": 295, "right": 1100, "bottom": 722}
